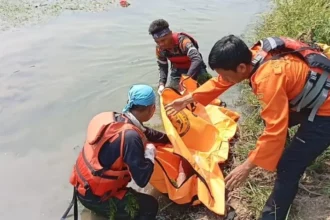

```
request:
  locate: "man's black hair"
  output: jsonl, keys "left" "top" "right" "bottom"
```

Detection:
{"left": 130, "top": 104, "right": 153, "bottom": 112}
{"left": 208, "top": 35, "right": 252, "bottom": 71}
{"left": 148, "top": 19, "right": 169, "bottom": 35}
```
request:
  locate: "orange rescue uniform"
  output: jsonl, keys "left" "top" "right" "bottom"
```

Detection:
{"left": 191, "top": 45, "right": 330, "bottom": 171}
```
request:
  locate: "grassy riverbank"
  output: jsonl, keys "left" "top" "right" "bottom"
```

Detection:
{"left": 230, "top": 0, "right": 330, "bottom": 219}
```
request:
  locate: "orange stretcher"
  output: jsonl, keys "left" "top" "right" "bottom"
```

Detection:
{"left": 149, "top": 76, "right": 240, "bottom": 216}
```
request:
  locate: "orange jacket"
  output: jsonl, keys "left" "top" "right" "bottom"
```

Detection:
{"left": 69, "top": 112, "right": 147, "bottom": 200}
{"left": 191, "top": 45, "right": 330, "bottom": 171}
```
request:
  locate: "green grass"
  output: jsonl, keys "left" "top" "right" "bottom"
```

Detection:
{"left": 240, "top": 180, "right": 274, "bottom": 218}
{"left": 232, "top": 0, "right": 330, "bottom": 219}
{"left": 109, "top": 199, "right": 117, "bottom": 220}
{"left": 308, "top": 148, "right": 330, "bottom": 173}
{"left": 124, "top": 191, "right": 139, "bottom": 220}
{"left": 108, "top": 191, "right": 139, "bottom": 220}
{"left": 251, "top": 0, "right": 330, "bottom": 44}
{"left": 321, "top": 182, "right": 330, "bottom": 195}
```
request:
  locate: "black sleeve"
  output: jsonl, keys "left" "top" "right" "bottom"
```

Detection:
{"left": 158, "top": 62, "right": 169, "bottom": 85}
{"left": 122, "top": 130, "right": 154, "bottom": 188}
{"left": 156, "top": 46, "right": 169, "bottom": 85}
{"left": 144, "top": 127, "right": 170, "bottom": 144}
{"left": 181, "top": 39, "right": 202, "bottom": 77}
{"left": 186, "top": 49, "right": 202, "bottom": 76}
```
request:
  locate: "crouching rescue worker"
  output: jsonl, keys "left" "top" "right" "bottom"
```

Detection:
{"left": 148, "top": 19, "right": 212, "bottom": 95}
{"left": 165, "top": 35, "right": 330, "bottom": 220}
{"left": 62, "top": 84, "right": 170, "bottom": 220}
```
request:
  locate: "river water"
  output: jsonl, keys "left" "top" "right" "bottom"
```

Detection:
{"left": 0, "top": 0, "right": 268, "bottom": 219}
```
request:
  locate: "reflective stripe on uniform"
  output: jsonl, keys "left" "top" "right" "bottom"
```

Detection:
{"left": 157, "top": 59, "right": 168, "bottom": 65}
{"left": 187, "top": 47, "right": 197, "bottom": 55}
{"left": 266, "top": 37, "right": 277, "bottom": 49}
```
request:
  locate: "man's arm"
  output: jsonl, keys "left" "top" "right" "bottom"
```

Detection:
{"left": 180, "top": 37, "right": 202, "bottom": 77}
{"left": 144, "top": 127, "right": 170, "bottom": 144}
{"left": 123, "top": 130, "right": 154, "bottom": 188}
{"left": 165, "top": 76, "right": 235, "bottom": 116}
{"left": 156, "top": 47, "right": 169, "bottom": 86}
{"left": 190, "top": 76, "right": 234, "bottom": 106}
{"left": 248, "top": 63, "right": 289, "bottom": 171}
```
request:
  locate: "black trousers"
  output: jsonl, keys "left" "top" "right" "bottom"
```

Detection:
{"left": 260, "top": 112, "right": 330, "bottom": 220}
{"left": 77, "top": 188, "right": 158, "bottom": 220}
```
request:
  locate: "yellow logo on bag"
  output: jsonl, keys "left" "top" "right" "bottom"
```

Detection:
{"left": 171, "top": 111, "right": 190, "bottom": 137}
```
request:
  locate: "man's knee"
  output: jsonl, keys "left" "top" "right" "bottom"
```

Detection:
{"left": 276, "top": 155, "right": 306, "bottom": 188}
{"left": 276, "top": 135, "right": 312, "bottom": 181}
{"left": 143, "top": 194, "right": 158, "bottom": 213}
{"left": 135, "top": 192, "right": 159, "bottom": 217}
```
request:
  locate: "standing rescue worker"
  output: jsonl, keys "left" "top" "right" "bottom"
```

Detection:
{"left": 148, "top": 19, "right": 212, "bottom": 95}
{"left": 165, "top": 35, "right": 330, "bottom": 220}
{"left": 64, "top": 85, "right": 170, "bottom": 220}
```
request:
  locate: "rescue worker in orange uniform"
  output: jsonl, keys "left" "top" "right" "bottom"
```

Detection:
{"left": 165, "top": 35, "right": 330, "bottom": 220}
{"left": 148, "top": 19, "right": 212, "bottom": 95}
{"left": 68, "top": 85, "right": 170, "bottom": 220}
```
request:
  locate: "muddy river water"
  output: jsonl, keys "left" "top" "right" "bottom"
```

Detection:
{"left": 0, "top": 0, "right": 268, "bottom": 219}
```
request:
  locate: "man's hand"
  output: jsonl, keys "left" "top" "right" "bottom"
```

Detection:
{"left": 165, "top": 98, "right": 187, "bottom": 116}
{"left": 158, "top": 84, "right": 165, "bottom": 95}
{"left": 225, "top": 159, "right": 256, "bottom": 191}
{"left": 165, "top": 94, "right": 194, "bottom": 116}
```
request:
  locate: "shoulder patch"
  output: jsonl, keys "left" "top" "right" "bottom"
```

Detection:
{"left": 271, "top": 61, "right": 283, "bottom": 75}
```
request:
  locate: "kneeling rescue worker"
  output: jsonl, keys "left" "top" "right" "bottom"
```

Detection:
{"left": 61, "top": 84, "right": 170, "bottom": 220}
{"left": 165, "top": 35, "right": 330, "bottom": 220}
{"left": 148, "top": 19, "right": 212, "bottom": 95}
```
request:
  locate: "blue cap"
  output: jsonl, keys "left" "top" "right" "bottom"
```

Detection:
{"left": 122, "top": 84, "right": 156, "bottom": 113}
